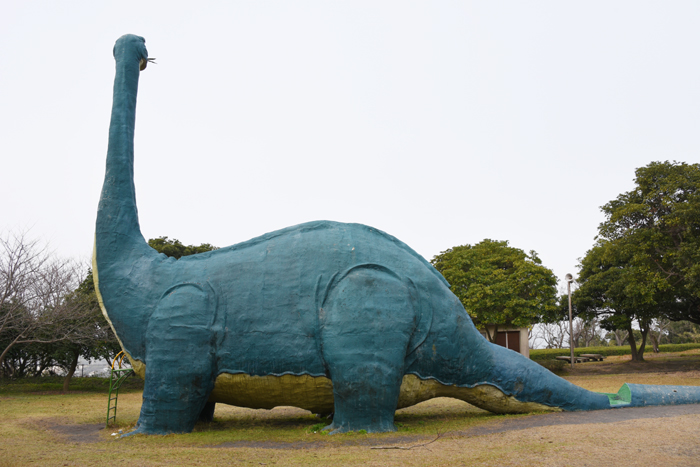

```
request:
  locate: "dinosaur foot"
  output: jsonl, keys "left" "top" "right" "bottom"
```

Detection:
{"left": 323, "top": 419, "right": 397, "bottom": 435}
{"left": 120, "top": 426, "right": 146, "bottom": 438}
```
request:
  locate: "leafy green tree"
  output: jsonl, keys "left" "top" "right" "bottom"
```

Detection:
{"left": 573, "top": 161, "right": 700, "bottom": 360}
{"left": 147, "top": 237, "right": 218, "bottom": 259}
{"left": 664, "top": 320, "right": 700, "bottom": 344}
{"left": 597, "top": 161, "right": 700, "bottom": 325}
{"left": 431, "top": 239, "right": 558, "bottom": 343}
{"left": 573, "top": 240, "right": 670, "bottom": 361}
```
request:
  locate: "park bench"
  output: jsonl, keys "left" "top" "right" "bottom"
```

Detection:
{"left": 555, "top": 356, "right": 592, "bottom": 363}
{"left": 580, "top": 354, "right": 606, "bottom": 361}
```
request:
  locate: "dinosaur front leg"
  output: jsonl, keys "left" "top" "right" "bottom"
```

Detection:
{"left": 132, "top": 284, "right": 217, "bottom": 435}
{"left": 320, "top": 267, "right": 415, "bottom": 434}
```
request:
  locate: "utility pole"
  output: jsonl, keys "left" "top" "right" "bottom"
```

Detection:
{"left": 566, "top": 273, "right": 574, "bottom": 370}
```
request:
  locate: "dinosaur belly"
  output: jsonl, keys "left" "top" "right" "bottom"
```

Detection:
{"left": 207, "top": 373, "right": 560, "bottom": 415}
{"left": 127, "top": 353, "right": 558, "bottom": 414}
{"left": 209, "top": 373, "right": 335, "bottom": 413}
{"left": 397, "top": 374, "right": 561, "bottom": 414}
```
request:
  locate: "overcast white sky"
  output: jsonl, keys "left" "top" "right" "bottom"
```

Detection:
{"left": 2, "top": 2, "right": 700, "bottom": 288}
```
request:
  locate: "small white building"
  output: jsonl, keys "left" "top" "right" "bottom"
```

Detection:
{"left": 480, "top": 326, "right": 530, "bottom": 358}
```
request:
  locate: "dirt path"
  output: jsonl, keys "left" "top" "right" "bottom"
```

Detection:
{"left": 45, "top": 403, "right": 700, "bottom": 450}
{"left": 43, "top": 353, "right": 700, "bottom": 449}
{"left": 14, "top": 356, "right": 699, "bottom": 466}
{"left": 458, "top": 403, "right": 700, "bottom": 438}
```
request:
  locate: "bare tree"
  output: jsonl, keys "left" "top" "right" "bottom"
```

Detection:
{"left": 532, "top": 318, "right": 605, "bottom": 350}
{"left": 533, "top": 321, "right": 569, "bottom": 349}
{"left": 648, "top": 318, "right": 670, "bottom": 353}
{"left": 573, "top": 317, "right": 605, "bottom": 348}
{"left": 0, "top": 231, "right": 94, "bottom": 378}
{"left": 52, "top": 268, "right": 119, "bottom": 391}
{"left": 610, "top": 329, "right": 628, "bottom": 346}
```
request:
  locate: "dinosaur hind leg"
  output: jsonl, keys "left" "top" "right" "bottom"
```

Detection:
{"left": 320, "top": 266, "right": 415, "bottom": 434}
{"left": 135, "top": 284, "right": 217, "bottom": 434}
{"left": 198, "top": 402, "right": 216, "bottom": 422}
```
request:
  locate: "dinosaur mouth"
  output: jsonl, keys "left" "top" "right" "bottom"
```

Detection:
{"left": 139, "top": 57, "right": 156, "bottom": 71}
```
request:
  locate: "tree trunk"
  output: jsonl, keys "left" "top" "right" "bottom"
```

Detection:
{"left": 62, "top": 349, "right": 80, "bottom": 393}
{"left": 637, "top": 322, "right": 649, "bottom": 361}
{"left": 0, "top": 333, "right": 24, "bottom": 373}
{"left": 649, "top": 319, "right": 668, "bottom": 353}
{"left": 17, "top": 356, "right": 27, "bottom": 378}
{"left": 627, "top": 323, "right": 649, "bottom": 362}
{"left": 558, "top": 322, "right": 566, "bottom": 348}
{"left": 614, "top": 329, "right": 628, "bottom": 346}
{"left": 1, "top": 360, "right": 12, "bottom": 378}
{"left": 627, "top": 324, "right": 643, "bottom": 361}
{"left": 485, "top": 325, "right": 499, "bottom": 343}
{"left": 33, "top": 355, "right": 50, "bottom": 377}
{"left": 649, "top": 332, "right": 660, "bottom": 353}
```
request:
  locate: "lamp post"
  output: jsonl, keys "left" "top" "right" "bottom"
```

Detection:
{"left": 565, "top": 273, "right": 574, "bottom": 369}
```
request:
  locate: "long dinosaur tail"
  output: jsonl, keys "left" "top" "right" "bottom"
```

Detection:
{"left": 486, "top": 343, "right": 700, "bottom": 412}
{"left": 606, "top": 382, "right": 700, "bottom": 408}
{"left": 409, "top": 287, "right": 700, "bottom": 413}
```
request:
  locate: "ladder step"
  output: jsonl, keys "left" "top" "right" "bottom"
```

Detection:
{"left": 106, "top": 353, "right": 135, "bottom": 427}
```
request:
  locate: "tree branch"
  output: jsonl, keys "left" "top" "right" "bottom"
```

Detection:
{"left": 370, "top": 431, "right": 451, "bottom": 450}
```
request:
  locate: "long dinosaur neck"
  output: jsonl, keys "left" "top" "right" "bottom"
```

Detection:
{"left": 95, "top": 40, "right": 152, "bottom": 264}
{"left": 93, "top": 36, "right": 159, "bottom": 363}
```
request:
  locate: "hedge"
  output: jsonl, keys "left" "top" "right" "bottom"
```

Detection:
{"left": 0, "top": 376, "right": 144, "bottom": 394}
{"left": 529, "top": 343, "right": 700, "bottom": 362}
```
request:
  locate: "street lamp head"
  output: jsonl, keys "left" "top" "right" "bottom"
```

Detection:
{"left": 565, "top": 273, "right": 573, "bottom": 283}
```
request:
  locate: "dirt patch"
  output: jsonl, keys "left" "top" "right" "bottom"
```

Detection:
{"left": 29, "top": 418, "right": 106, "bottom": 444}
{"left": 459, "top": 403, "right": 700, "bottom": 437}
{"left": 49, "top": 423, "right": 105, "bottom": 444}
{"left": 209, "top": 434, "right": 424, "bottom": 450}
{"left": 206, "top": 403, "right": 700, "bottom": 450}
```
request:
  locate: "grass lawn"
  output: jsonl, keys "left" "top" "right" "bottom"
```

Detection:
{"left": 1, "top": 352, "right": 699, "bottom": 466}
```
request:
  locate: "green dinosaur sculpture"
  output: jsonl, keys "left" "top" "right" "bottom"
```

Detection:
{"left": 94, "top": 34, "right": 700, "bottom": 436}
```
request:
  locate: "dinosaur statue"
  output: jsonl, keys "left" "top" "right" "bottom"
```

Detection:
{"left": 94, "top": 34, "right": 700, "bottom": 436}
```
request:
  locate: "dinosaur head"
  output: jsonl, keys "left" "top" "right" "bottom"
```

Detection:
{"left": 113, "top": 34, "right": 152, "bottom": 70}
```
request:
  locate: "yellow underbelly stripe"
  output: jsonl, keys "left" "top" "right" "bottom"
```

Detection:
{"left": 123, "top": 359, "right": 560, "bottom": 415}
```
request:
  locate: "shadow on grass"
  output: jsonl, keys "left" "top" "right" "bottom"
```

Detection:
{"left": 197, "top": 415, "right": 319, "bottom": 433}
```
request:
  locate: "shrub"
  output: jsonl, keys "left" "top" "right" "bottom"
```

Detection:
{"left": 529, "top": 343, "right": 700, "bottom": 362}
{"left": 536, "top": 359, "right": 566, "bottom": 373}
